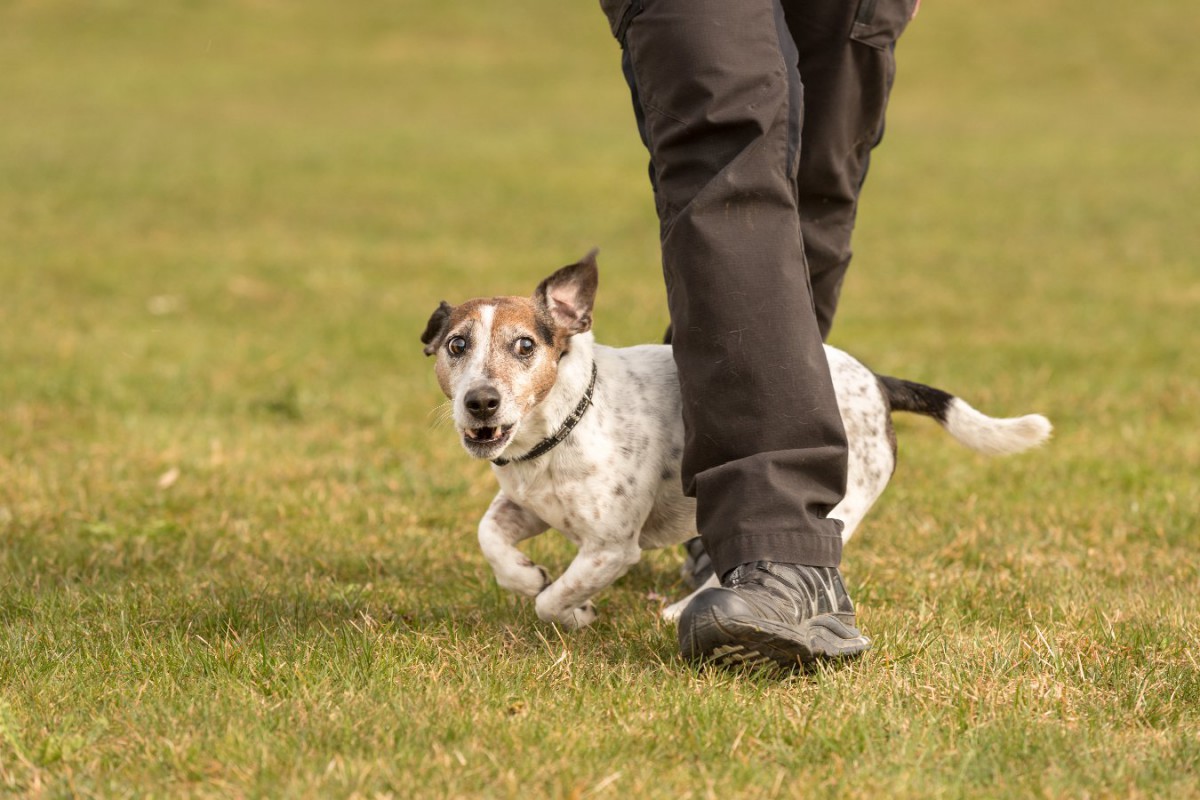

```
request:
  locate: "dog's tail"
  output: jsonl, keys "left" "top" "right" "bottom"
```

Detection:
{"left": 878, "top": 375, "right": 1052, "bottom": 456}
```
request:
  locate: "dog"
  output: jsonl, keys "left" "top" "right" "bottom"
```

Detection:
{"left": 421, "top": 250, "right": 1052, "bottom": 629}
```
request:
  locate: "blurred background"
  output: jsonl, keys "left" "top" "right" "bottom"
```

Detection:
{"left": 1, "top": 0, "right": 1197, "bottom": 795}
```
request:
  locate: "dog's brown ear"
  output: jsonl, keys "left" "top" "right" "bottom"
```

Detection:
{"left": 421, "top": 301, "right": 453, "bottom": 356}
{"left": 534, "top": 248, "right": 599, "bottom": 335}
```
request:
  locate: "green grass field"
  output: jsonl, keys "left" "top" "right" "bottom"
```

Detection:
{"left": 2, "top": 1, "right": 1198, "bottom": 796}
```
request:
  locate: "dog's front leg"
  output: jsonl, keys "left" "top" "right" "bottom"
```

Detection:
{"left": 478, "top": 492, "right": 551, "bottom": 598}
{"left": 534, "top": 537, "right": 641, "bottom": 630}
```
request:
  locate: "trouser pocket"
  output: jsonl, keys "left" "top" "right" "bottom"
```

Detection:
{"left": 850, "top": 0, "right": 917, "bottom": 49}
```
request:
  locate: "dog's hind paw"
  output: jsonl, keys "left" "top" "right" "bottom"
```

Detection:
{"left": 661, "top": 575, "right": 718, "bottom": 624}
{"left": 661, "top": 599, "right": 688, "bottom": 623}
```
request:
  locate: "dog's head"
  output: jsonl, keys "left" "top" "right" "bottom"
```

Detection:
{"left": 421, "top": 249, "right": 599, "bottom": 460}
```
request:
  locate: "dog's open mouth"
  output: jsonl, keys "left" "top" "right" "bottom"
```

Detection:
{"left": 463, "top": 424, "right": 514, "bottom": 450}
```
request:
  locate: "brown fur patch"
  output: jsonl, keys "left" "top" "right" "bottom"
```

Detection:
{"left": 487, "top": 298, "right": 562, "bottom": 409}
{"left": 433, "top": 296, "right": 568, "bottom": 415}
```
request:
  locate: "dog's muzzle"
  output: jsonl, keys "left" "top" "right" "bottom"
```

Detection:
{"left": 461, "top": 423, "right": 515, "bottom": 457}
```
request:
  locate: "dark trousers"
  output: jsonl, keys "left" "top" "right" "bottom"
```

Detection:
{"left": 600, "top": 0, "right": 914, "bottom": 578}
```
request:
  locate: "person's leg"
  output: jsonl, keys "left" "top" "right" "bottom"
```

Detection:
{"left": 599, "top": 0, "right": 875, "bottom": 668}
{"left": 675, "top": 0, "right": 915, "bottom": 595}
{"left": 784, "top": 0, "right": 917, "bottom": 338}
{"left": 614, "top": 0, "right": 848, "bottom": 580}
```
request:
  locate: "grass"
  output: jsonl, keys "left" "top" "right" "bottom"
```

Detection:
{"left": 1, "top": 0, "right": 1198, "bottom": 796}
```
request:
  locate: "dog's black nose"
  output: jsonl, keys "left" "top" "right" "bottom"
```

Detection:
{"left": 464, "top": 386, "right": 502, "bottom": 420}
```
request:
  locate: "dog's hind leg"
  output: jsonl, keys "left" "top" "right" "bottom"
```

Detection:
{"left": 478, "top": 492, "right": 551, "bottom": 598}
{"left": 533, "top": 537, "right": 642, "bottom": 630}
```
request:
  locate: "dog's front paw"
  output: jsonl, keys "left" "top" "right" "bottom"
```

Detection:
{"left": 495, "top": 562, "right": 551, "bottom": 598}
{"left": 535, "top": 595, "right": 598, "bottom": 630}
{"left": 565, "top": 601, "right": 598, "bottom": 629}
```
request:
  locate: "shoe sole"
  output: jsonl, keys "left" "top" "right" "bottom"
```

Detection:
{"left": 681, "top": 607, "right": 871, "bottom": 671}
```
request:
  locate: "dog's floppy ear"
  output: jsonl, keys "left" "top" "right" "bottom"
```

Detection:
{"left": 534, "top": 248, "right": 599, "bottom": 335}
{"left": 420, "top": 301, "right": 453, "bottom": 356}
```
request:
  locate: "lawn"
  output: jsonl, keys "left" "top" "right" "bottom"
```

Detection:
{"left": 1, "top": 1, "right": 1198, "bottom": 797}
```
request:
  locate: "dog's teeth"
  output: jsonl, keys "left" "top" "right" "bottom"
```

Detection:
{"left": 466, "top": 426, "right": 504, "bottom": 443}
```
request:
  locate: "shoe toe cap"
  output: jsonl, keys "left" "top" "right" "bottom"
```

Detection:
{"left": 679, "top": 586, "right": 755, "bottom": 626}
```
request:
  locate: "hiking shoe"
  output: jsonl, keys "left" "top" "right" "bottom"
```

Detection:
{"left": 678, "top": 562, "right": 871, "bottom": 670}
{"left": 680, "top": 537, "right": 715, "bottom": 589}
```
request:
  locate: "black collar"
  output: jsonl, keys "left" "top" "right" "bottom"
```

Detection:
{"left": 492, "top": 361, "right": 598, "bottom": 467}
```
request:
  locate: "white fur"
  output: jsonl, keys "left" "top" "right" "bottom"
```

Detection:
{"left": 943, "top": 399, "right": 1052, "bottom": 455}
{"left": 450, "top": 303, "right": 496, "bottom": 433}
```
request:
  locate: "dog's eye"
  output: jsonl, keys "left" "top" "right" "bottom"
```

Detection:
{"left": 514, "top": 337, "right": 536, "bottom": 357}
{"left": 447, "top": 336, "right": 468, "bottom": 357}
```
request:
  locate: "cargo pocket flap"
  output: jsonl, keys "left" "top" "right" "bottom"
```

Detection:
{"left": 601, "top": 0, "right": 632, "bottom": 37}
{"left": 851, "top": 0, "right": 917, "bottom": 50}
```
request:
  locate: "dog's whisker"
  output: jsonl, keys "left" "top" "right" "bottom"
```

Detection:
{"left": 427, "top": 402, "right": 455, "bottom": 429}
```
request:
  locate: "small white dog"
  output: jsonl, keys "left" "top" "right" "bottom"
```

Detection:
{"left": 422, "top": 251, "right": 1051, "bottom": 629}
